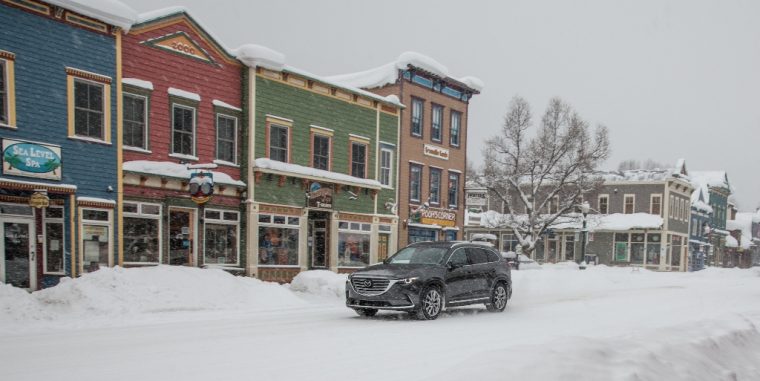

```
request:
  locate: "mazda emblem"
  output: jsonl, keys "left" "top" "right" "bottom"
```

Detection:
{"left": 362, "top": 279, "right": 373, "bottom": 288}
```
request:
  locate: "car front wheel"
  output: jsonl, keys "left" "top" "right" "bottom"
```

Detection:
{"left": 415, "top": 286, "right": 443, "bottom": 320}
{"left": 354, "top": 308, "right": 378, "bottom": 317}
{"left": 486, "top": 282, "right": 509, "bottom": 312}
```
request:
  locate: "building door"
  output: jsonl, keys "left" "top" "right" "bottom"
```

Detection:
{"left": 378, "top": 232, "right": 390, "bottom": 262}
{"left": 310, "top": 219, "right": 328, "bottom": 268}
{"left": 546, "top": 240, "right": 559, "bottom": 263}
{"left": 0, "top": 219, "right": 36, "bottom": 290}
{"left": 169, "top": 208, "right": 196, "bottom": 266}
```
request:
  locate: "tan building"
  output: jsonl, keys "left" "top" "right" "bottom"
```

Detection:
{"left": 327, "top": 53, "right": 481, "bottom": 247}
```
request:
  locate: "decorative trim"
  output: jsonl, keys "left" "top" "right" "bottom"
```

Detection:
{"left": 0, "top": 50, "right": 15, "bottom": 60}
{"left": 141, "top": 31, "right": 217, "bottom": 66}
{"left": 77, "top": 199, "right": 116, "bottom": 208}
{"left": 337, "top": 212, "right": 374, "bottom": 223}
{"left": 65, "top": 12, "right": 108, "bottom": 33}
{"left": 0, "top": 179, "right": 76, "bottom": 194}
{"left": 1, "top": 55, "right": 16, "bottom": 126}
{"left": 65, "top": 67, "right": 112, "bottom": 84}
{"left": 2, "top": 0, "right": 49, "bottom": 15}
{"left": 258, "top": 203, "right": 302, "bottom": 216}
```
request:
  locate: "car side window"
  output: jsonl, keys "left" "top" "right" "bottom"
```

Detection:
{"left": 465, "top": 247, "right": 488, "bottom": 265}
{"left": 485, "top": 249, "right": 501, "bottom": 263}
{"left": 448, "top": 248, "right": 468, "bottom": 266}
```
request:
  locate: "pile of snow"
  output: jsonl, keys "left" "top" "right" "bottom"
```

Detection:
{"left": 254, "top": 158, "right": 381, "bottom": 188}
{"left": 0, "top": 266, "right": 304, "bottom": 331}
{"left": 123, "top": 160, "right": 245, "bottom": 187}
{"left": 46, "top": 0, "right": 137, "bottom": 31}
{"left": 325, "top": 51, "right": 483, "bottom": 92}
{"left": 234, "top": 44, "right": 286, "bottom": 71}
{"left": 289, "top": 270, "right": 347, "bottom": 298}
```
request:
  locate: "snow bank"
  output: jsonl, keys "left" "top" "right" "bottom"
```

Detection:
{"left": 0, "top": 266, "right": 304, "bottom": 331}
{"left": 289, "top": 270, "right": 347, "bottom": 298}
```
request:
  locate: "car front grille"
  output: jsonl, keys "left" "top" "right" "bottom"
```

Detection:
{"left": 351, "top": 277, "right": 392, "bottom": 296}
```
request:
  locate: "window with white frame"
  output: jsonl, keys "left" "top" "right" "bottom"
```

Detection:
{"left": 338, "top": 221, "right": 371, "bottom": 267}
{"left": 448, "top": 172, "right": 460, "bottom": 208}
{"left": 123, "top": 93, "right": 148, "bottom": 149}
{"left": 598, "top": 195, "right": 609, "bottom": 214}
{"left": 123, "top": 202, "right": 161, "bottom": 264}
{"left": 450, "top": 110, "right": 461, "bottom": 146}
{"left": 351, "top": 141, "right": 367, "bottom": 178}
{"left": 269, "top": 124, "right": 289, "bottom": 162}
{"left": 429, "top": 168, "right": 441, "bottom": 205}
{"left": 43, "top": 207, "right": 65, "bottom": 274}
{"left": 216, "top": 114, "right": 237, "bottom": 164}
{"left": 411, "top": 98, "right": 423, "bottom": 137}
{"left": 410, "top": 164, "right": 422, "bottom": 202}
{"left": 80, "top": 208, "right": 112, "bottom": 274}
{"left": 380, "top": 148, "right": 393, "bottom": 186}
{"left": 258, "top": 214, "right": 299, "bottom": 266}
{"left": 624, "top": 195, "right": 635, "bottom": 214}
{"left": 431, "top": 104, "right": 443, "bottom": 142}
{"left": 204, "top": 209, "right": 240, "bottom": 266}
{"left": 74, "top": 79, "right": 106, "bottom": 140}
{"left": 650, "top": 194, "right": 662, "bottom": 216}
{"left": 172, "top": 104, "right": 195, "bottom": 156}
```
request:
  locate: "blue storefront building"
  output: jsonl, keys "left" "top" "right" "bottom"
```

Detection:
{"left": 0, "top": 0, "right": 134, "bottom": 289}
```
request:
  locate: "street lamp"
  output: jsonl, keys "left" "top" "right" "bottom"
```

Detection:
{"left": 579, "top": 201, "right": 590, "bottom": 269}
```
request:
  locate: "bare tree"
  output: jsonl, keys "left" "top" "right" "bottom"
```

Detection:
{"left": 477, "top": 96, "right": 610, "bottom": 256}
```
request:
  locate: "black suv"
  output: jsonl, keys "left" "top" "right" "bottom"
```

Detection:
{"left": 346, "top": 241, "right": 512, "bottom": 320}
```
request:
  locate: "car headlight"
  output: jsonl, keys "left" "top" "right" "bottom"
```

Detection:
{"left": 398, "top": 277, "right": 418, "bottom": 285}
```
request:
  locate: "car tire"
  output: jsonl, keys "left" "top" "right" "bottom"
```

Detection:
{"left": 414, "top": 286, "right": 443, "bottom": 320}
{"left": 485, "top": 282, "right": 509, "bottom": 312}
{"left": 354, "top": 308, "right": 378, "bottom": 317}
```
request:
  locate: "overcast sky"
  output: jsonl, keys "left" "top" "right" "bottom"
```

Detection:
{"left": 124, "top": 0, "right": 760, "bottom": 211}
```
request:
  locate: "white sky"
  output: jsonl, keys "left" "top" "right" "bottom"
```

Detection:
{"left": 123, "top": 0, "right": 760, "bottom": 210}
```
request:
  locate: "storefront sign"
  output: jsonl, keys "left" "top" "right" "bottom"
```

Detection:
{"left": 189, "top": 172, "right": 214, "bottom": 204}
{"left": 29, "top": 192, "right": 50, "bottom": 209}
{"left": 419, "top": 207, "right": 457, "bottom": 227}
{"left": 466, "top": 189, "right": 487, "bottom": 206}
{"left": 307, "top": 182, "right": 333, "bottom": 209}
{"left": 423, "top": 144, "right": 449, "bottom": 160}
{"left": 2, "top": 139, "right": 62, "bottom": 180}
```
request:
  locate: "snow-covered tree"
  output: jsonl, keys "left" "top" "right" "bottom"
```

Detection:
{"left": 477, "top": 96, "right": 610, "bottom": 255}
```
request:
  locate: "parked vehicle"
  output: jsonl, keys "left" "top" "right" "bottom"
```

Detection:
{"left": 346, "top": 241, "right": 512, "bottom": 320}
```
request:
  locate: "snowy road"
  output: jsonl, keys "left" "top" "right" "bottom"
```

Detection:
{"left": 2, "top": 265, "right": 760, "bottom": 380}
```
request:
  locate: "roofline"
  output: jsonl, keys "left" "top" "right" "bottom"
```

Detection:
{"left": 403, "top": 65, "right": 480, "bottom": 94}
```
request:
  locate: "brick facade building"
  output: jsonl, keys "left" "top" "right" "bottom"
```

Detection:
{"left": 120, "top": 9, "right": 246, "bottom": 271}
{"left": 327, "top": 53, "right": 481, "bottom": 247}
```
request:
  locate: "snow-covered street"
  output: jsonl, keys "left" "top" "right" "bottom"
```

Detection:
{"left": 2, "top": 265, "right": 760, "bottom": 381}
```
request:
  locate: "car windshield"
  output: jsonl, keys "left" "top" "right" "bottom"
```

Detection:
{"left": 387, "top": 246, "right": 448, "bottom": 265}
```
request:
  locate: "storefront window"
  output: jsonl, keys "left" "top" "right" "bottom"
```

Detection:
{"left": 614, "top": 233, "right": 629, "bottom": 261}
{"left": 259, "top": 214, "right": 299, "bottom": 266}
{"left": 564, "top": 235, "right": 575, "bottom": 261}
{"left": 44, "top": 207, "right": 64, "bottom": 274}
{"left": 501, "top": 234, "right": 519, "bottom": 253}
{"left": 204, "top": 210, "right": 239, "bottom": 266}
{"left": 646, "top": 233, "right": 661, "bottom": 265}
{"left": 338, "top": 222, "right": 371, "bottom": 267}
{"left": 123, "top": 202, "right": 161, "bottom": 264}
{"left": 444, "top": 230, "right": 457, "bottom": 241}
{"left": 671, "top": 235, "right": 682, "bottom": 267}
{"left": 409, "top": 227, "right": 437, "bottom": 243}
{"left": 81, "top": 208, "right": 111, "bottom": 274}
{"left": 630, "top": 233, "right": 645, "bottom": 264}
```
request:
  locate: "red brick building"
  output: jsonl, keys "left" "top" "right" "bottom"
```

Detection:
{"left": 327, "top": 53, "right": 481, "bottom": 247}
{"left": 120, "top": 9, "right": 246, "bottom": 270}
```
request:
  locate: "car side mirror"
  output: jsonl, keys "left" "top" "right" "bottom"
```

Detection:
{"left": 447, "top": 262, "right": 458, "bottom": 271}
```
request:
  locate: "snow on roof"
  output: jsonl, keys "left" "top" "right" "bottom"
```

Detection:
{"left": 122, "top": 78, "right": 153, "bottom": 91}
{"left": 725, "top": 235, "right": 739, "bottom": 248}
{"left": 212, "top": 99, "right": 241, "bottom": 112}
{"left": 168, "top": 87, "right": 200, "bottom": 101}
{"left": 254, "top": 158, "right": 381, "bottom": 189}
{"left": 324, "top": 51, "right": 483, "bottom": 92}
{"left": 77, "top": 197, "right": 116, "bottom": 205}
{"left": 45, "top": 0, "right": 137, "bottom": 31}
{"left": 283, "top": 65, "right": 404, "bottom": 108}
{"left": 234, "top": 44, "right": 286, "bottom": 71}
{"left": 691, "top": 171, "right": 731, "bottom": 191}
{"left": 728, "top": 213, "right": 757, "bottom": 250}
{"left": 470, "top": 210, "right": 663, "bottom": 232}
{"left": 471, "top": 233, "right": 498, "bottom": 241}
{"left": 0, "top": 177, "right": 77, "bottom": 190}
{"left": 123, "top": 161, "right": 245, "bottom": 187}
{"left": 135, "top": 6, "right": 187, "bottom": 23}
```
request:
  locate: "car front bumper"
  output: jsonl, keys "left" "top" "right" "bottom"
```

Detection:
{"left": 345, "top": 280, "right": 422, "bottom": 311}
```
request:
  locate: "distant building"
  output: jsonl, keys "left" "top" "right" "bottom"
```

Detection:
{"left": 690, "top": 171, "right": 732, "bottom": 266}
{"left": 726, "top": 211, "right": 759, "bottom": 268}
{"left": 688, "top": 187, "right": 712, "bottom": 271}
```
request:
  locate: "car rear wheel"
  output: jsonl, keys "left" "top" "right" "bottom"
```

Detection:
{"left": 414, "top": 286, "right": 443, "bottom": 320}
{"left": 486, "top": 282, "right": 508, "bottom": 312}
{"left": 354, "top": 308, "right": 378, "bottom": 317}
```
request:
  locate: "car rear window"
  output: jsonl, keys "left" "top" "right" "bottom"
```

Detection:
{"left": 465, "top": 247, "right": 489, "bottom": 264}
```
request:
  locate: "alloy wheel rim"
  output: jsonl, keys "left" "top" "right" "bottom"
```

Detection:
{"left": 423, "top": 289, "right": 441, "bottom": 316}
{"left": 494, "top": 286, "right": 507, "bottom": 309}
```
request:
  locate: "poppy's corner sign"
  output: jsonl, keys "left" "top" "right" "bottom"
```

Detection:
{"left": 410, "top": 207, "right": 457, "bottom": 227}
{"left": 2, "top": 139, "right": 62, "bottom": 180}
{"left": 307, "top": 182, "right": 333, "bottom": 209}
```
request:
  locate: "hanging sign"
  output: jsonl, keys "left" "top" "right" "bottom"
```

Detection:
{"left": 189, "top": 172, "right": 214, "bottom": 204}
{"left": 29, "top": 191, "right": 50, "bottom": 209}
{"left": 423, "top": 144, "right": 449, "bottom": 160}
{"left": 418, "top": 207, "right": 457, "bottom": 227}
{"left": 2, "top": 139, "right": 62, "bottom": 180}
{"left": 307, "top": 182, "right": 333, "bottom": 209}
{"left": 466, "top": 189, "right": 487, "bottom": 206}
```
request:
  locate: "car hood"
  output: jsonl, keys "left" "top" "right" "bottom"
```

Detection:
{"left": 352, "top": 263, "right": 439, "bottom": 279}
